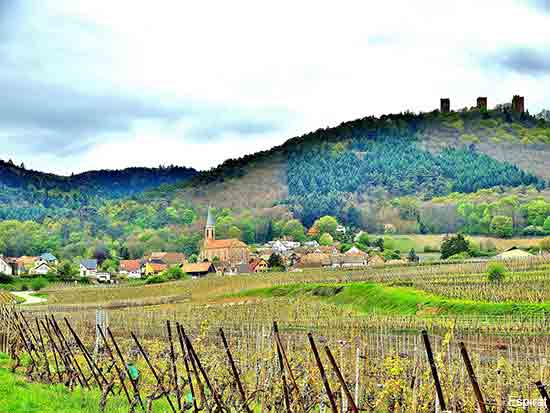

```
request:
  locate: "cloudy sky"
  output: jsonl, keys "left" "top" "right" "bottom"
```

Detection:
{"left": 1, "top": 0, "right": 550, "bottom": 174}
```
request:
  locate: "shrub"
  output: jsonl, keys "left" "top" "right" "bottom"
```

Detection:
{"left": 383, "top": 249, "right": 401, "bottom": 260}
{"left": 319, "top": 233, "right": 334, "bottom": 246}
{"left": 30, "top": 277, "right": 48, "bottom": 291}
{"left": 448, "top": 251, "right": 471, "bottom": 261}
{"left": 21, "top": 284, "right": 29, "bottom": 291}
{"left": 487, "top": 262, "right": 506, "bottom": 282}
{"left": 146, "top": 274, "right": 167, "bottom": 284}
{"left": 163, "top": 267, "right": 186, "bottom": 280}
{"left": 441, "top": 234, "right": 470, "bottom": 259}
{"left": 490, "top": 215, "right": 513, "bottom": 238}
{"left": 311, "top": 286, "right": 344, "bottom": 297}
{"left": 0, "top": 273, "right": 14, "bottom": 284}
{"left": 423, "top": 245, "right": 440, "bottom": 253}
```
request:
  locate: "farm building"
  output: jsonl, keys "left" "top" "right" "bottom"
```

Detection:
{"left": 182, "top": 262, "right": 216, "bottom": 277}
{"left": 495, "top": 247, "right": 534, "bottom": 260}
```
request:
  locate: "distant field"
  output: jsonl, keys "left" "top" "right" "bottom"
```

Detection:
{"left": 379, "top": 233, "right": 546, "bottom": 252}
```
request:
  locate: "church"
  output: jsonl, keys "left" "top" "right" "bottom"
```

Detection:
{"left": 199, "top": 207, "right": 250, "bottom": 267}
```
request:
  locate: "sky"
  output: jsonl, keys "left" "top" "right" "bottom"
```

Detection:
{"left": 1, "top": 0, "right": 550, "bottom": 175}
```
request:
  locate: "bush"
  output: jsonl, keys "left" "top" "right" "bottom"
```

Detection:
{"left": 0, "top": 273, "right": 14, "bottom": 284}
{"left": 163, "top": 267, "right": 186, "bottom": 280}
{"left": 146, "top": 274, "right": 167, "bottom": 284}
{"left": 319, "top": 233, "right": 334, "bottom": 246}
{"left": 423, "top": 245, "right": 440, "bottom": 253}
{"left": 311, "top": 286, "right": 344, "bottom": 297}
{"left": 487, "top": 262, "right": 506, "bottom": 282}
{"left": 30, "top": 277, "right": 48, "bottom": 291}
{"left": 448, "top": 251, "right": 471, "bottom": 261}
{"left": 490, "top": 215, "right": 513, "bottom": 238}
{"left": 21, "top": 284, "right": 29, "bottom": 291}
{"left": 441, "top": 234, "right": 470, "bottom": 259}
{"left": 383, "top": 249, "right": 401, "bottom": 260}
{"left": 522, "top": 225, "right": 546, "bottom": 236}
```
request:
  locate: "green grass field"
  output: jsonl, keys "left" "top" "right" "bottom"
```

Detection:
{"left": 0, "top": 357, "right": 130, "bottom": 413}
{"left": 239, "top": 282, "right": 550, "bottom": 317}
{"left": 0, "top": 353, "right": 177, "bottom": 413}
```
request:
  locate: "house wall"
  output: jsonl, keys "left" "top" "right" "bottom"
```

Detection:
{"left": 0, "top": 260, "right": 13, "bottom": 275}
{"left": 202, "top": 247, "right": 249, "bottom": 265}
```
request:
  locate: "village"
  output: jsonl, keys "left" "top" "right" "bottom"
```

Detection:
{"left": 0, "top": 207, "right": 541, "bottom": 286}
{"left": 0, "top": 208, "right": 409, "bottom": 284}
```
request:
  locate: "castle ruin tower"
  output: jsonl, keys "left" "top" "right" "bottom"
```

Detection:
{"left": 205, "top": 206, "right": 215, "bottom": 242}
{"left": 512, "top": 95, "right": 525, "bottom": 113}
{"left": 440, "top": 98, "right": 450, "bottom": 113}
{"left": 477, "top": 97, "right": 488, "bottom": 111}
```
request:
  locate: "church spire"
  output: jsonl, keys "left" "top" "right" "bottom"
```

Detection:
{"left": 205, "top": 205, "right": 215, "bottom": 241}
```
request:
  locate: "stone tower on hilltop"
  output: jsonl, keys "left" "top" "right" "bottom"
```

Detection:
{"left": 440, "top": 98, "right": 450, "bottom": 113}
{"left": 512, "top": 95, "right": 525, "bottom": 113}
{"left": 477, "top": 97, "right": 487, "bottom": 111}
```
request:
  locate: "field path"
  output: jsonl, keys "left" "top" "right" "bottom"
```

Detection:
{"left": 11, "top": 291, "right": 47, "bottom": 305}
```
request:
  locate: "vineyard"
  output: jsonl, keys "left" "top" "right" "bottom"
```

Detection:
{"left": 1, "top": 258, "right": 550, "bottom": 411}
{"left": 0, "top": 291, "right": 16, "bottom": 304}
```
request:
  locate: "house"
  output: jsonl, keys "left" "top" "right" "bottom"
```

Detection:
{"left": 30, "top": 262, "right": 53, "bottom": 275}
{"left": 38, "top": 253, "right": 58, "bottom": 267}
{"left": 15, "top": 256, "right": 39, "bottom": 275}
{"left": 144, "top": 262, "right": 168, "bottom": 276}
{"left": 495, "top": 247, "right": 534, "bottom": 260}
{"left": 181, "top": 262, "right": 216, "bottom": 277}
{"left": 149, "top": 252, "right": 186, "bottom": 267}
{"left": 298, "top": 253, "right": 332, "bottom": 268}
{"left": 367, "top": 254, "right": 385, "bottom": 266}
{"left": 307, "top": 226, "right": 320, "bottom": 238}
{"left": 80, "top": 259, "right": 98, "bottom": 277}
{"left": 119, "top": 260, "right": 143, "bottom": 278}
{"left": 0, "top": 256, "right": 13, "bottom": 276}
{"left": 336, "top": 225, "right": 347, "bottom": 234}
{"left": 340, "top": 247, "right": 369, "bottom": 267}
{"left": 199, "top": 207, "right": 250, "bottom": 266}
{"left": 249, "top": 258, "right": 268, "bottom": 273}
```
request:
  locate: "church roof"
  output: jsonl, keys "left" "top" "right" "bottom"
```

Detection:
{"left": 207, "top": 207, "right": 215, "bottom": 227}
{"left": 204, "top": 239, "right": 248, "bottom": 249}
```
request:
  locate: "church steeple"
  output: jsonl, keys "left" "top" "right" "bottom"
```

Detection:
{"left": 205, "top": 206, "right": 215, "bottom": 241}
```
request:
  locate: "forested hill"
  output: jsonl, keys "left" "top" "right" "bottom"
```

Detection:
{"left": 0, "top": 160, "right": 197, "bottom": 221}
{"left": 2, "top": 106, "right": 550, "bottom": 260}
{"left": 161, "top": 107, "right": 550, "bottom": 223}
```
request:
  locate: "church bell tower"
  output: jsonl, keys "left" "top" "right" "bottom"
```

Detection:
{"left": 205, "top": 206, "right": 215, "bottom": 242}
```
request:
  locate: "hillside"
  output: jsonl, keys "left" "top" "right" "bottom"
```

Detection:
{"left": 0, "top": 160, "right": 197, "bottom": 221}
{"left": 2, "top": 106, "right": 550, "bottom": 262}
{"left": 163, "top": 107, "right": 550, "bottom": 221}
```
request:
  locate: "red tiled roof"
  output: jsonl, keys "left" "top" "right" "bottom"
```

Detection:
{"left": 150, "top": 252, "right": 186, "bottom": 265}
{"left": 148, "top": 263, "right": 168, "bottom": 273}
{"left": 204, "top": 239, "right": 248, "bottom": 249}
{"left": 120, "top": 260, "right": 141, "bottom": 272}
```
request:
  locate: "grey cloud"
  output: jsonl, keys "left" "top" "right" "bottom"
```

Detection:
{"left": 484, "top": 47, "right": 550, "bottom": 76}
{"left": 525, "top": 0, "right": 550, "bottom": 13}
{"left": 0, "top": 74, "right": 290, "bottom": 155}
{"left": 0, "top": 2, "right": 291, "bottom": 157}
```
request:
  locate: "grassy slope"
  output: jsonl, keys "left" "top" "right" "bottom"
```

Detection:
{"left": 0, "top": 368, "right": 131, "bottom": 413}
{"left": 0, "top": 353, "right": 170, "bottom": 413}
{"left": 240, "top": 282, "right": 550, "bottom": 317}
